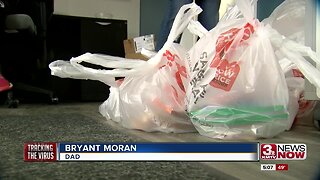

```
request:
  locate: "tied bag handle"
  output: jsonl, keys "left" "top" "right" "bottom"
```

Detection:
{"left": 267, "top": 26, "right": 320, "bottom": 90}
{"left": 68, "top": 3, "right": 202, "bottom": 85}
{"left": 50, "top": 3, "right": 202, "bottom": 87}
{"left": 160, "top": 2, "right": 202, "bottom": 52}
{"left": 49, "top": 59, "right": 124, "bottom": 87}
{"left": 187, "top": 19, "right": 208, "bottom": 39}
{"left": 280, "top": 42, "right": 320, "bottom": 89}
{"left": 186, "top": 0, "right": 258, "bottom": 48}
{"left": 49, "top": 54, "right": 147, "bottom": 87}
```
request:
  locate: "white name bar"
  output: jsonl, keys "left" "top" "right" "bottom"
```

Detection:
{"left": 59, "top": 153, "right": 258, "bottom": 161}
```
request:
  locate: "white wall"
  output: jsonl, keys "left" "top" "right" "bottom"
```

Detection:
{"left": 54, "top": 0, "right": 140, "bottom": 38}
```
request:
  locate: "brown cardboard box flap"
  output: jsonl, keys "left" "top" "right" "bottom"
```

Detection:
{"left": 123, "top": 39, "right": 136, "bottom": 54}
{"left": 125, "top": 53, "right": 149, "bottom": 61}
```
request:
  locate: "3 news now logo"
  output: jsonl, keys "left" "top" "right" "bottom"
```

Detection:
{"left": 260, "top": 144, "right": 307, "bottom": 160}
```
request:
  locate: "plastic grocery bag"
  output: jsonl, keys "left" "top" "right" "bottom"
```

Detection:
{"left": 99, "top": 44, "right": 194, "bottom": 132}
{"left": 279, "top": 57, "right": 305, "bottom": 130}
{"left": 279, "top": 58, "right": 317, "bottom": 130}
{"left": 272, "top": 39, "right": 319, "bottom": 130}
{"left": 50, "top": 3, "right": 202, "bottom": 133}
{"left": 264, "top": 0, "right": 317, "bottom": 129}
{"left": 186, "top": 0, "right": 290, "bottom": 139}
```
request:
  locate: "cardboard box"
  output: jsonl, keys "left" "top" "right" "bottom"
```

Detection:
{"left": 125, "top": 53, "right": 149, "bottom": 60}
{"left": 123, "top": 34, "right": 155, "bottom": 61}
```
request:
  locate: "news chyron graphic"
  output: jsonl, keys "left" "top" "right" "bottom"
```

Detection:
{"left": 24, "top": 142, "right": 307, "bottom": 162}
{"left": 24, "top": 142, "right": 259, "bottom": 162}
{"left": 260, "top": 144, "right": 307, "bottom": 160}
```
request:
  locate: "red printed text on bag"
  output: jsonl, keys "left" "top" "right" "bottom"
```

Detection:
{"left": 209, "top": 60, "right": 240, "bottom": 91}
{"left": 209, "top": 23, "right": 254, "bottom": 91}
{"left": 163, "top": 50, "right": 187, "bottom": 93}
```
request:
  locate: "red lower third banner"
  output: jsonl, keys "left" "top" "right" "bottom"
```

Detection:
{"left": 24, "top": 142, "right": 57, "bottom": 162}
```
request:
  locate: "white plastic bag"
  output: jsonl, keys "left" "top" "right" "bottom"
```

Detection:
{"left": 269, "top": 29, "right": 320, "bottom": 129}
{"left": 184, "top": 0, "right": 320, "bottom": 139}
{"left": 99, "top": 44, "right": 194, "bottom": 132}
{"left": 50, "top": 3, "right": 202, "bottom": 133}
{"left": 279, "top": 57, "right": 305, "bottom": 130}
{"left": 105, "top": 3, "right": 202, "bottom": 133}
{"left": 280, "top": 61, "right": 317, "bottom": 129}
{"left": 264, "top": 0, "right": 317, "bottom": 129}
{"left": 186, "top": 0, "right": 290, "bottom": 139}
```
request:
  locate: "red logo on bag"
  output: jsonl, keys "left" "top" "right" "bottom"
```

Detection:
{"left": 163, "top": 50, "right": 176, "bottom": 67}
{"left": 163, "top": 50, "right": 187, "bottom": 92}
{"left": 211, "top": 23, "right": 254, "bottom": 67}
{"left": 209, "top": 60, "right": 240, "bottom": 91}
{"left": 208, "top": 23, "right": 254, "bottom": 91}
{"left": 175, "top": 63, "right": 187, "bottom": 92}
